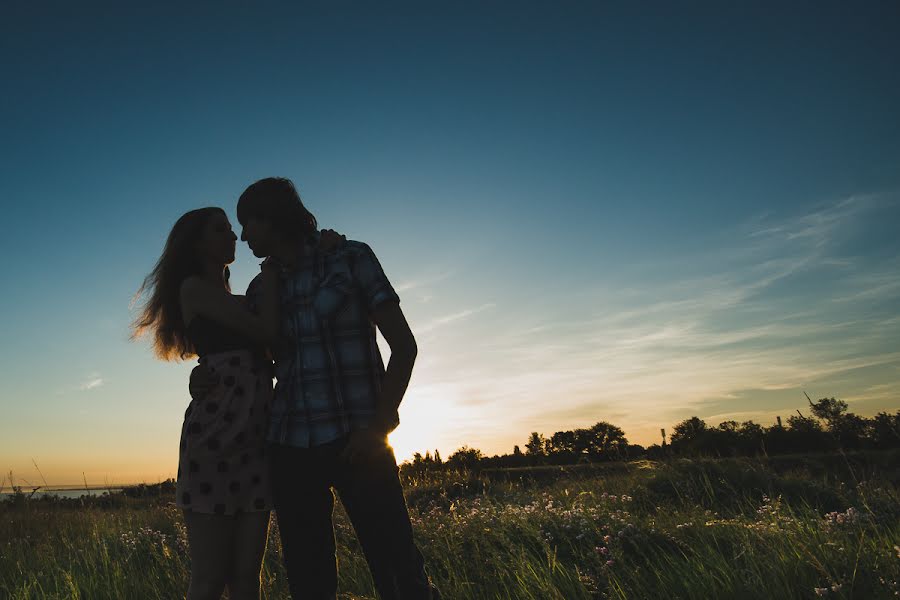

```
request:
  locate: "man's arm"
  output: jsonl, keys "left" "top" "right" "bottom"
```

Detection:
{"left": 369, "top": 300, "right": 417, "bottom": 434}
{"left": 340, "top": 299, "right": 416, "bottom": 463}
{"left": 338, "top": 242, "right": 412, "bottom": 462}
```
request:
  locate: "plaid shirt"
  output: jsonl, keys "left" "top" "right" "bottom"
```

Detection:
{"left": 247, "top": 236, "right": 401, "bottom": 448}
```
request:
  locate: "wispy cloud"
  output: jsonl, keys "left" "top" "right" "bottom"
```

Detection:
{"left": 408, "top": 193, "right": 900, "bottom": 449}
{"left": 417, "top": 303, "right": 496, "bottom": 334}
{"left": 79, "top": 373, "right": 105, "bottom": 391}
{"left": 395, "top": 270, "right": 455, "bottom": 293}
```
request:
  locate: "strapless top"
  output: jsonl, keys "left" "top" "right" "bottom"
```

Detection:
{"left": 186, "top": 315, "right": 257, "bottom": 358}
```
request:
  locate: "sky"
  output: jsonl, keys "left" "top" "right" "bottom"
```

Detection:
{"left": 1, "top": 1, "right": 899, "bottom": 486}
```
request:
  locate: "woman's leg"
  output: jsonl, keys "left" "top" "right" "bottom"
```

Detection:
{"left": 225, "top": 511, "right": 271, "bottom": 600}
{"left": 183, "top": 510, "right": 234, "bottom": 600}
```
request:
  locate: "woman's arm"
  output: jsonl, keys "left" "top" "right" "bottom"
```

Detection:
{"left": 319, "top": 228, "right": 347, "bottom": 252}
{"left": 180, "top": 267, "right": 279, "bottom": 345}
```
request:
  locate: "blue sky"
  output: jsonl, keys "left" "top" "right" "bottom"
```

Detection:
{"left": 1, "top": 1, "right": 898, "bottom": 485}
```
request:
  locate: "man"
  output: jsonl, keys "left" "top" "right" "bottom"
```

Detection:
{"left": 192, "top": 177, "right": 438, "bottom": 599}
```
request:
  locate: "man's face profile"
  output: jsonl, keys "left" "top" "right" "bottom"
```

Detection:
{"left": 240, "top": 216, "right": 276, "bottom": 258}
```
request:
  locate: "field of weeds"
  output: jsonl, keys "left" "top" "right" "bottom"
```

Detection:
{"left": 2, "top": 452, "right": 899, "bottom": 599}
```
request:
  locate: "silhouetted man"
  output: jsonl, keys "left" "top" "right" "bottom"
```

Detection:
{"left": 192, "top": 177, "right": 438, "bottom": 599}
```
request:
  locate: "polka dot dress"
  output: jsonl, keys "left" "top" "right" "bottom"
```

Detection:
{"left": 176, "top": 350, "right": 272, "bottom": 515}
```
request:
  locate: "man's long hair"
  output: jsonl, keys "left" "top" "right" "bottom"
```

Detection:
{"left": 237, "top": 177, "right": 318, "bottom": 242}
{"left": 131, "top": 207, "right": 230, "bottom": 361}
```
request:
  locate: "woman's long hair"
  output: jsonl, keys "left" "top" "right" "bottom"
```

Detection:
{"left": 131, "top": 207, "right": 229, "bottom": 361}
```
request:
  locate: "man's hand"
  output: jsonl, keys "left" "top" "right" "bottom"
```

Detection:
{"left": 340, "top": 427, "right": 391, "bottom": 464}
{"left": 188, "top": 363, "right": 219, "bottom": 402}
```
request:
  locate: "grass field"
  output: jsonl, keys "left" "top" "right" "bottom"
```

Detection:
{"left": 2, "top": 451, "right": 899, "bottom": 599}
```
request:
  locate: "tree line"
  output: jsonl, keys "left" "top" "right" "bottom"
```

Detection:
{"left": 401, "top": 396, "right": 900, "bottom": 475}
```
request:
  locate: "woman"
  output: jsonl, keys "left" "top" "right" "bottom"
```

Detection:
{"left": 131, "top": 207, "right": 280, "bottom": 600}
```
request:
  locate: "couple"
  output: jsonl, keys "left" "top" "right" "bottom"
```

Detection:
{"left": 132, "top": 177, "right": 438, "bottom": 599}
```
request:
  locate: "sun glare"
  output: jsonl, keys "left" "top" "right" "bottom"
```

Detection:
{"left": 388, "top": 389, "right": 457, "bottom": 463}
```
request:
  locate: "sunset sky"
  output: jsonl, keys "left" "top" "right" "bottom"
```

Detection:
{"left": 1, "top": 2, "right": 899, "bottom": 486}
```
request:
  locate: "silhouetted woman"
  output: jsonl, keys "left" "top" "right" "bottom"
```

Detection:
{"left": 132, "top": 207, "right": 279, "bottom": 600}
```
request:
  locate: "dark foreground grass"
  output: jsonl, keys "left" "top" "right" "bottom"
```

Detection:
{"left": 2, "top": 452, "right": 899, "bottom": 599}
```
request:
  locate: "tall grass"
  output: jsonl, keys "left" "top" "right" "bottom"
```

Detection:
{"left": 2, "top": 454, "right": 899, "bottom": 599}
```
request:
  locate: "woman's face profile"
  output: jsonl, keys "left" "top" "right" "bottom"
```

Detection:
{"left": 196, "top": 211, "right": 237, "bottom": 265}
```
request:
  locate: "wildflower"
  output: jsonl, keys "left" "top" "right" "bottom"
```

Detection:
{"left": 823, "top": 507, "right": 860, "bottom": 527}
{"left": 831, "top": 583, "right": 842, "bottom": 593}
{"left": 605, "top": 560, "right": 614, "bottom": 567}
{"left": 814, "top": 587, "right": 829, "bottom": 597}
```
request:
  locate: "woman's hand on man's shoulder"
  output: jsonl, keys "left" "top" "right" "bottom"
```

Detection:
{"left": 319, "top": 228, "right": 348, "bottom": 253}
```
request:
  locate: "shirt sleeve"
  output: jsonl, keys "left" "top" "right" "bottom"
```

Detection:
{"left": 350, "top": 242, "right": 400, "bottom": 313}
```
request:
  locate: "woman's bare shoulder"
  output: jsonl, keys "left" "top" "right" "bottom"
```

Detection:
{"left": 179, "top": 276, "right": 206, "bottom": 300}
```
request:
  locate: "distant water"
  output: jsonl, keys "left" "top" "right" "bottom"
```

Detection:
{"left": 1, "top": 487, "right": 126, "bottom": 500}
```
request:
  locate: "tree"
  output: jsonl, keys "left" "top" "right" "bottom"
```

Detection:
{"left": 670, "top": 417, "right": 708, "bottom": 446}
{"left": 707, "top": 420, "right": 742, "bottom": 456}
{"left": 833, "top": 413, "right": 868, "bottom": 449}
{"left": 447, "top": 446, "right": 483, "bottom": 471}
{"left": 525, "top": 432, "right": 546, "bottom": 457}
{"left": 586, "top": 421, "right": 628, "bottom": 459}
{"left": 547, "top": 430, "right": 578, "bottom": 458}
{"left": 739, "top": 421, "right": 764, "bottom": 438}
{"left": 870, "top": 411, "right": 900, "bottom": 449}
{"left": 787, "top": 413, "right": 822, "bottom": 434}
{"left": 717, "top": 420, "right": 739, "bottom": 434}
{"left": 572, "top": 428, "right": 594, "bottom": 457}
{"left": 808, "top": 396, "right": 848, "bottom": 426}
{"left": 808, "top": 396, "right": 866, "bottom": 449}
{"left": 738, "top": 421, "right": 765, "bottom": 454}
{"left": 785, "top": 412, "right": 833, "bottom": 453}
